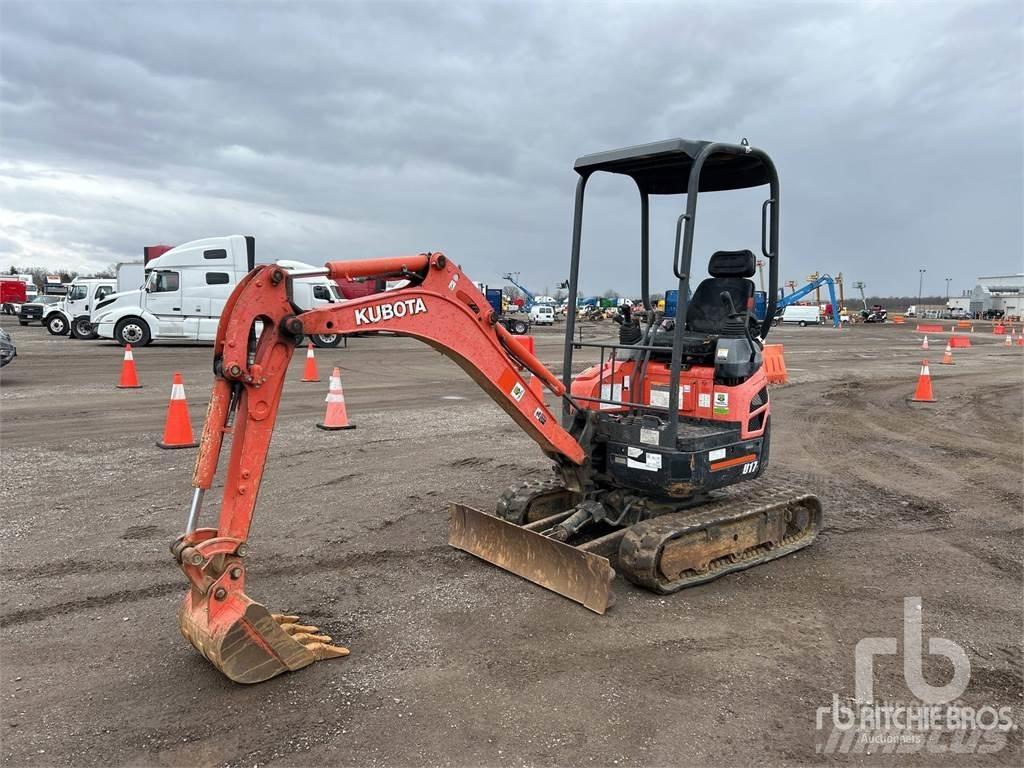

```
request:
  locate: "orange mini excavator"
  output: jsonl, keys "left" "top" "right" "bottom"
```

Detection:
{"left": 171, "top": 139, "right": 823, "bottom": 683}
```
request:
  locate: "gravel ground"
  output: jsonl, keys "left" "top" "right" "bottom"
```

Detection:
{"left": 1, "top": 315, "right": 1021, "bottom": 767}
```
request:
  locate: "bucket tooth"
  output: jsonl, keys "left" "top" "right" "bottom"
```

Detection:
{"left": 448, "top": 503, "right": 616, "bottom": 614}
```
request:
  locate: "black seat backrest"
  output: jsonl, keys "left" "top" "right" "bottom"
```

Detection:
{"left": 685, "top": 250, "right": 756, "bottom": 335}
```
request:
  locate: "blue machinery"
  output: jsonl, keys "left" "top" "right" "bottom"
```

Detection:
{"left": 502, "top": 273, "right": 539, "bottom": 310}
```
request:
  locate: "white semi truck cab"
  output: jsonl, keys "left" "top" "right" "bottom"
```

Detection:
{"left": 92, "top": 236, "right": 344, "bottom": 346}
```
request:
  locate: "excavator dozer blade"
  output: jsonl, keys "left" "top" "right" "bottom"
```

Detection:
{"left": 448, "top": 503, "right": 616, "bottom": 614}
{"left": 178, "top": 588, "right": 349, "bottom": 685}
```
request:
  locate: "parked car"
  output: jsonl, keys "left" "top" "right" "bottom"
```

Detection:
{"left": 0, "top": 328, "right": 16, "bottom": 367}
{"left": 982, "top": 309, "right": 1005, "bottom": 320}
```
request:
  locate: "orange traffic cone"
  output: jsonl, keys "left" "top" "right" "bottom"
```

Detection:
{"left": 157, "top": 373, "right": 199, "bottom": 449}
{"left": 921, "top": 335, "right": 929, "bottom": 350}
{"left": 317, "top": 367, "right": 355, "bottom": 430}
{"left": 1005, "top": 334, "right": 1012, "bottom": 347}
{"left": 301, "top": 343, "right": 320, "bottom": 382}
{"left": 911, "top": 360, "right": 936, "bottom": 403}
{"left": 117, "top": 344, "right": 142, "bottom": 389}
{"left": 528, "top": 372, "right": 544, "bottom": 400}
{"left": 941, "top": 342, "right": 954, "bottom": 365}
{"left": 1017, "top": 335, "right": 1024, "bottom": 347}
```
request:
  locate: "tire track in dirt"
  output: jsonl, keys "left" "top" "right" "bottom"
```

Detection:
{"left": 0, "top": 582, "right": 182, "bottom": 628}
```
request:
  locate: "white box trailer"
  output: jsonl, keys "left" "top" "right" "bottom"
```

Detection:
{"left": 117, "top": 262, "right": 146, "bottom": 293}
{"left": 92, "top": 236, "right": 344, "bottom": 346}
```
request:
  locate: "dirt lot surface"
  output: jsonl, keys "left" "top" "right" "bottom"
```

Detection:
{"left": 1, "top": 315, "right": 1021, "bottom": 767}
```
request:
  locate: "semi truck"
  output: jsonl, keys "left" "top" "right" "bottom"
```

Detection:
{"left": 92, "top": 236, "right": 345, "bottom": 346}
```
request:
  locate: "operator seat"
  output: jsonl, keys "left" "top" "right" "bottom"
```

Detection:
{"left": 651, "top": 249, "right": 756, "bottom": 360}
{"left": 685, "top": 249, "right": 756, "bottom": 335}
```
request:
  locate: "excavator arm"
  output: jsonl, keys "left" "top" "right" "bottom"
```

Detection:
{"left": 171, "top": 252, "right": 588, "bottom": 683}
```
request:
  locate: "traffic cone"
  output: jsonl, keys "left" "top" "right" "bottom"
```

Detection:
{"left": 1005, "top": 334, "right": 1012, "bottom": 347}
{"left": 970, "top": 325, "right": 975, "bottom": 332}
{"left": 117, "top": 344, "right": 142, "bottom": 389}
{"left": 317, "top": 367, "right": 355, "bottom": 430}
{"left": 941, "top": 342, "right": 954, "bottom": 365}
{"left": 921, "top": 335, "right": 929, "bottom": 350}
{"left": 528, "top": 372, "right": 544, "bottom": 400}
{"left": 911, "top": 360, "right": 937, "bottom": 403}
{"left": 1017, "top": 335, "right": 1024, "bottom": 347}
{"left": 157, "top": 373, "right": 199, "bottom": 449}
{"left": 301, "top": 343, "right": 320, "bottom": 382}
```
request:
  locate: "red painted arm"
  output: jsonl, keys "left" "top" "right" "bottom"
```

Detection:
{"left": 183, "top": 252, "right": 584, "bottom": 563}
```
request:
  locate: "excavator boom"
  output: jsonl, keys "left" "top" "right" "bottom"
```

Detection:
{"left": 172, "top": 253, "right": 596, "bottom": 683}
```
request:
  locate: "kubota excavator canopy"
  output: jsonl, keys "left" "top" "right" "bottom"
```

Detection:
{"left": 573, "top": 138, "right": 772, "bottom": 195}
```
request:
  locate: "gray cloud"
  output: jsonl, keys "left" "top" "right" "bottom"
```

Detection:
{"left": 1, "top": 0, "right": 1020, "bottom": 297}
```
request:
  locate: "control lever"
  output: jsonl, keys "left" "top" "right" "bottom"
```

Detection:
{"left": 719, "top": 291, "right": 741, "bottom": 318}
{"left": 719, "top": 291, "right": 761, "bottom": 360}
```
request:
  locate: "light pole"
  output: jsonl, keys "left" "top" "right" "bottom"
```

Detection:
{"left": 945, "top": 277, "right": 952, "bottom": 302}
{"left": 918, "top": 268, "right": 926, "bottom": 307}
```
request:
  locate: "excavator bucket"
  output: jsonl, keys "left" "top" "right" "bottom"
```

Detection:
{"left": 178, "top": 587, "right": 349, "bottom": 685}
{"left": 448, "top": 503, "right": 616, "bottom": 614}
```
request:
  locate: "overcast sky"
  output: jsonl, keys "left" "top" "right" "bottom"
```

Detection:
{"left": 1, "top": 1, "right": 1021, "bottom": 297}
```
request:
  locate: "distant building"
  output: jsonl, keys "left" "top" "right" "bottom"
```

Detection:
{"left": 968, "top": 273, "right": 1024, "bottom": 317}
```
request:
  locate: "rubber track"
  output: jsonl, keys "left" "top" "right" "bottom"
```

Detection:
{"left": 495, "top": 477, "right": 574, "bottom": 524}
{"left": 618, "top": 480, "right": 823, "bottom": 594}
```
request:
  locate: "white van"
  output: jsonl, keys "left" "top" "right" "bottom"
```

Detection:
{"left": 775, "top": 304, "right": 821, "bottom": 327}
{"left": 92, "top": 236, "right": 342, "bottom": 346}
{"left": 46, "top": 278, "right": 117, "bottom": 338}
{"left": 530, "top": 304, "right": 555, "bottom": 325}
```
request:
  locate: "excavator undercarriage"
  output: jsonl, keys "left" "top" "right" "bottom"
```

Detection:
{"left": 171, "top": 138, "right": 824, "bottom": 684}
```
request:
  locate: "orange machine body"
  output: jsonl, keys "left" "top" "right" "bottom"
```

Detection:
{"left": 571, "top": 358, "right": 769, "bottom": 440}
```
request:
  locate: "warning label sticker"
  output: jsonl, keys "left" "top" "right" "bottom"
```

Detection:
{"left": 511, "top": 382, "right": 526, "bottom": 401}
{"left": 626, "top": 446, "right": 662, "bottom": 471}
{"left": 650, "top": 385, "right": 688, "bottom": 409}
{"left": 599, "top": 383, "right": 623, "bottom": 410}
{"left": 640, "top": 427, "right": 660, "bottom": 445}
{"left": 698, "top": 392, "right": 711, "bottom": 409}
{"left": 713, "top": 391, "right": 729, "bottom": 415}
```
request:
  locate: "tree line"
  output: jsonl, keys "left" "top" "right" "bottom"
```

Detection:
{"left": 6, "top": 264, "right": 119, "bottom": 287}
